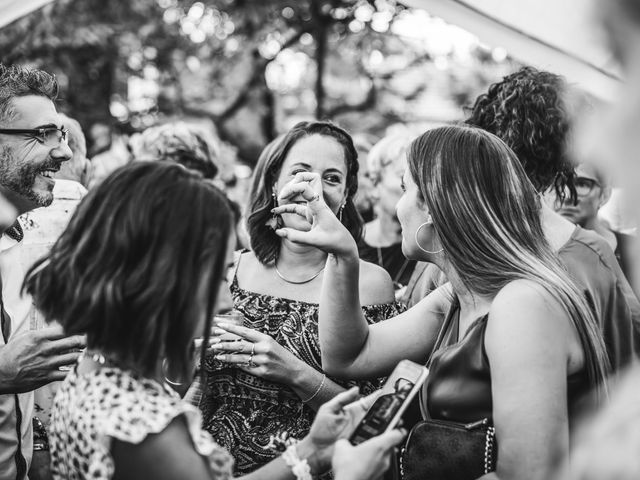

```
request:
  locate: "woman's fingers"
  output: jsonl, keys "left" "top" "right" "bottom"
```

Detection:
{"left": 272, "top": 203, "right": 309, "bottom": 218}
{"left": 215, "top": 323, "right": 263, "bottom": 343}
{"left": 364, "top": 428, "right": 407, "bottom": 452}
{"left": 214, "top": 352, "right": 260, "bottom": 365}
{"left": 278, "top": 176, "right": 323, "bottom": 203}
{"left": 323, "top": 386, "right": 360, "bottom": 413}
{"left": 274, "top": 227, "right": 315, "bottom": 245}
{"left": 343, "top": 389, "right": 384, "bottom": 417}
{"left": 292, "top": 171, "right": 321, "bottom": 183}
{"left": 211, "top": 340, "right": 255, "bottom": 353}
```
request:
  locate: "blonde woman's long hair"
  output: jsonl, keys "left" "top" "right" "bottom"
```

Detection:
{"left": 407, "top": 125, "right": 610, "bottom": 400}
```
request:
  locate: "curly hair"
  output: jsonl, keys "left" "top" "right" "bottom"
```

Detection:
{"left": 24, "top": 161, "right": 233, "bottom": 379}
{"left": 0, "top": 63, "right": 58, "bottom": 126}
{"left": 246, "top": 121, "right": 363, "bottom": 265}
{"left": 465, "top": 66, "right": 576, "bottom": 199}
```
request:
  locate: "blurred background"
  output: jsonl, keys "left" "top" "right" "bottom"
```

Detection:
{"left": 0, "top": 0, "right": 518, "bottom": 176}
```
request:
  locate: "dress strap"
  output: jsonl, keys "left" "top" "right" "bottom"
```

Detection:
{"left": 228, "top": 249, "right": 246, "bottom": 286}
{"left": 426, "top": 297, "right": 460, "bottom": 367}
{"left": 420, "top": 297, "right": 460, "bottom": 420}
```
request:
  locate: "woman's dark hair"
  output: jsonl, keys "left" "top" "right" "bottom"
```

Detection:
{"left": 24, "top": 161, "right": 233, "bottom": 379}
{"left": 246, "top": 121, "right": 363, "bottom": 265}
{"left": 464, "top": 66, "right": 576, "bottom": 202}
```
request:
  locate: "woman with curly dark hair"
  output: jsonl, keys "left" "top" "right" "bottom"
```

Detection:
{"left": 465, "top": 66, "right": 640, "bottom": 373}
{"left": 465, "top": 66, "right": 575, "bottom": 197}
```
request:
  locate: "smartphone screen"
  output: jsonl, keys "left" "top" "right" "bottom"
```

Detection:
{"left": 349, "top": 359, "right": 428, "bottom": 445}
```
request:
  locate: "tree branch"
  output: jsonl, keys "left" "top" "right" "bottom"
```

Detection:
{"left": 326, "top": 79, "right": 377, "bottom": 117}
{"left": 205, "top": 29, "right": 307, "bottom": 123}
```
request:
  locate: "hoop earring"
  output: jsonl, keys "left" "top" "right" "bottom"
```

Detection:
{"left": 162, "top": 358, "right": 185, "bottom": 386}
{"left": 415, "top": 221, "right": 443, "bottom": 255}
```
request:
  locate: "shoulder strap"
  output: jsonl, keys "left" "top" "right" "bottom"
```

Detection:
{"left": 426, "top": 296, "right": 460, "bottom": 368}
{"left": 420, "top": 297, "right": 460, "bottom": 420}
{"left": 227, "top": 249, "right": 244, "bottom": 285}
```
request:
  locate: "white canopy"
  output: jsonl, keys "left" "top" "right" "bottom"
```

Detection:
{"left": 0, "top": 0, "right": 54, "bottom": 29}
{"left": 401, "top": 0, "right": 621, "bottom": 100}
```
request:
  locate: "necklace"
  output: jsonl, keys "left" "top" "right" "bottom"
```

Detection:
{"left": 274, "top": 262, "right": 325, "bottom": 284}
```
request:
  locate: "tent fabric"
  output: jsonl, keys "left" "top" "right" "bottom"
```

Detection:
{"left": 401, "top": 0, "right": 621, "bottom": 100}
{"left": 0, "top": 0, "right": 54, "bottom": 29}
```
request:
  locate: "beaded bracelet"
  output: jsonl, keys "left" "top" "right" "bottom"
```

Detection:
{"left": 301, "top": 373, "right": 326, "bottom": 403}
{"left": 282, "top": 442, "right": 313, "bottom": 480}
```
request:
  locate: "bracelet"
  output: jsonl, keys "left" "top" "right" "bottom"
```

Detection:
{"left": 282, "top": 443, "right": 312, "bottom": 480}
{"left": 301, "top": 373, "right": 326, "bottom": 403}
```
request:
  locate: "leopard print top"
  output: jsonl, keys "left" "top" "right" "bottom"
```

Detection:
{"left": 50, "top": 366, "right": 234, "bottom": 479}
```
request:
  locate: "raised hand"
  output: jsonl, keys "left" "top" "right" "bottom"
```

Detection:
{"left": 0, "top": 325, "right": 85, "bottom": 394}
{"left": 272, "top": 172, "right": 357, "bottom": 257}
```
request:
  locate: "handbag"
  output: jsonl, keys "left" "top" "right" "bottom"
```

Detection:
{"left": 399, "top": 417, "right": 496, "bottom": 480}
{"left": 397, "top": 299, "right": 497, "bottom": 480}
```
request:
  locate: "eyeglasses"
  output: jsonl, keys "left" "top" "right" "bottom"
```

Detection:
{"left": 0, "top": 126, "right": 68, "bottom": 147}
{"left": 574, "top": 177, "right": 600, "bottom": 195}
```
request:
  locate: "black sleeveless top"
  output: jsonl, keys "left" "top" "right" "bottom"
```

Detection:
{"left": 424, "top": 301, "right": 592, "bottom": 426}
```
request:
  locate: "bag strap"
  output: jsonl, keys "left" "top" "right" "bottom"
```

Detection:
{"left": 419, "top": 297, "right": 460, "bottom": 420}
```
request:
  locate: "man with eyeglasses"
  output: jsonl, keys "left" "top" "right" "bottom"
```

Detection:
{"left": 555, "top": 163, "right": 638, "bottom": 295}
{"left": 0, "top": 64, "right": 85, "bottom": 480}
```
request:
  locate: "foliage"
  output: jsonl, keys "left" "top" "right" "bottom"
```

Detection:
{"left": 0, "top": 0, "right": 514, "bottom": 164}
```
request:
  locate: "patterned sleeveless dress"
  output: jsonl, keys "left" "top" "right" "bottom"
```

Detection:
{"left": 199, "top": 259, "right": 404, "bottom": 475}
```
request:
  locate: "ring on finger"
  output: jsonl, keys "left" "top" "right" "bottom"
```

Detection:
{"left": 250, "top": 343, "right": 256, "bottom": 356}
{"left": 248, "top": 352, "right": 257, "bottom": 368}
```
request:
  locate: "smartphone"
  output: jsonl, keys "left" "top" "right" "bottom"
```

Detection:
{"left": 349, "top": 359, "right": 428, "bottom": 445}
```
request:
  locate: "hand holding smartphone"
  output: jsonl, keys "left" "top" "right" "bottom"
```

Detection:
{"left": 348, "top": 359, "right": 428, "bottom": 445}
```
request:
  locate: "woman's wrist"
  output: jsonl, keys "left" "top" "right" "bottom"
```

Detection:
{"left": 295, "top": 437, "right": 324, "bottom": 476}
{"left": 327, "top": 248, "right": 359, "bottom": 266}
{"left": 288, "top": 356, "right": 312, "bottom": 389}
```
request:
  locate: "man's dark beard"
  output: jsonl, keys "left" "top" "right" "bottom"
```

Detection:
{"left": 0, "top": 144, "right": 54, "bottom": 208}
